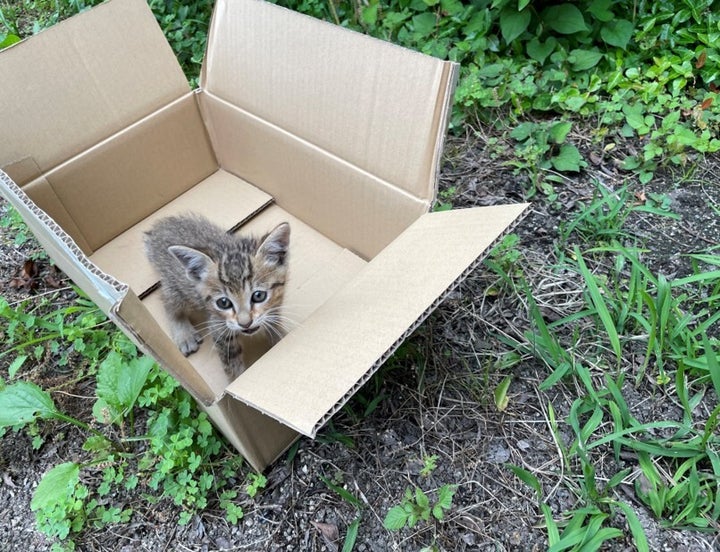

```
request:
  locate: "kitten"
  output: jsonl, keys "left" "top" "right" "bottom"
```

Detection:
{"left": 143, "top": 213, "right": 290, "bottom": 379}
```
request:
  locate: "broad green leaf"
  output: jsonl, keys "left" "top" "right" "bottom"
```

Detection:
{"left": 551, "top": 144, "right": 582, "bottom": 172}
{"left": 549, "top": 121, "right": 572, "bottom": 144}
{"left": 412, "top": 12, "right": 437, "bottom": 37}
{"left": 569, "top": 48, "right": 603, "bottom": 71}
{"left": 30, "top": 462, "right": 81, "bottom": 512}
{"left": 361, "top": 4, "right": 378, "bottom": 26}
{"left": 383, "top": 505, "right": 409, "bottom": 530}
{"left": 436, "top": 484, "right": 456, "bottom": 509}
{"left": 440, "top": 0, "right": 463, "bottom": 16}
{"left": 500, "top": 7, "right": 531, "bottom": 44}
{"left": 542, "top": 4, "right": 588, "bottom": 34}
{"left": 526, "top": 36, "right": 557, "bottom": 64}
{"left": 587, "top": 0, "right": 614, "bottom": 22}
{"left": 601, "top": 19, "right": 634, "bottom": 49}
{"left": 518, "top": 0, "right": 531, "bottom": 10}
{"left": 510, "top": 121, "right": 535, "bottom": 141}
{"left": 0, "top": 381, "right": 59, "bottom": 427}
{"left": 415, "top": 487, "right": 430, "bottom": 509}
{"left": 94, "top": 352, "right": 153, "bottom": 424}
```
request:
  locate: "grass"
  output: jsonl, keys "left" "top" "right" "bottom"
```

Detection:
{"left": 2, "top": 0, "right": 720, "bottom": 549}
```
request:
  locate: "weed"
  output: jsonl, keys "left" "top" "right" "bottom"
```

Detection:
{"left": 383, "top": 483, "right": 456, "bottom": 531}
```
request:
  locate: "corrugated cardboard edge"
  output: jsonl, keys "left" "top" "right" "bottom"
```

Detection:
{"left": 0, "top": 169, "right": 127, "bottom": 311}
{"left": 302, "top": 203, "right": 532, "bottom": 437}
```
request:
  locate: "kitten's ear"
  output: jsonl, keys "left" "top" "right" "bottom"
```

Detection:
{"left": 257, "top": 222, "right": 290, "bottom": 266}
{"left": 168, "top": 246, "right": 213, "bottom": 282}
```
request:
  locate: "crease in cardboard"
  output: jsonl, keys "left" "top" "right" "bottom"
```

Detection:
{"left": 200, "top": 91, "right": 429, "bottom": 210}
{"left": 428, "top": 63, "right": 460, "bottom": 207}
{"left": 35, "top": 91, "right": 200, "bottom": 186}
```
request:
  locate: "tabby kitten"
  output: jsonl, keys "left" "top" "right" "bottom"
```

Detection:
{"left": 144, "top": 213, "right": 290, "bottom": 379}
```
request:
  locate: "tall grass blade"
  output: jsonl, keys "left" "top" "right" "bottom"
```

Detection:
{"left": 574, "top": 247, "right": 622, "bottom": 362}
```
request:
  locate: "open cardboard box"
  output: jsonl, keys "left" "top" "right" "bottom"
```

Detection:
{"left": 0, "top": 0, "right": 529, "bottom": 470}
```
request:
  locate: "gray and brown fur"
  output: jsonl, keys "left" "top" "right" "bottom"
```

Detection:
{"left": 144, "top": 213, "right": 290, "bottom": 379}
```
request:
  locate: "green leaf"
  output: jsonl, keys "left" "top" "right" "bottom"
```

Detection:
{"left": 542, "top": 4, "right": 588, "bottom": 34}
{"left": 0, "top": 381, "right": 59, "bottom": 427}
{"left": 436, "top": 484, "right": 456, "bottom": 510}
{"left": 440, "top": 0, "right": 463, "bottom": 16}
{"left": 587, "top": 0, "right": 614, "bottom": 22}
{"left": 412, "top": 12, "right": 437, "bottom": 38}
{"left": 383, "top": 505, "right": 409, "bottom": 530}
{"left": 494, "top": 375, "right": 512, "bottom": 411}
{"left": 7, "top": 354, "right": 28, "bottom": 378}
{"left": 0, "top": 33, "right": 21, "bottom": 50}
{"left": 526, "top": 36, "right": 557, "bottom": 64}
{"left": 342, "top": 516, "right": 361, "bottom": 552}
{"left": 30, "top": 462, "right": 81, "bottom": 512}
{"left": 568, "top": 49, "right": 603, "bottom": 71}
{"left": 551, "top": 144, "right": 582, "bottom": 172}
{"left": 500, "top": 7, "right": 531, "bottom": 44}
{"left": 549, "top": 121, "right": 572, "bottom": 144}
{"left": 601, "top": 20, "right": 634, "bottom": 49}
{"left": 506, "top": 464, "right": 542, "bottom": 498}
{"left": 94, "top": 352, "right": 153, "bottom": 424}
{"left": 361, "top": 4, "right": 378, "bottom": 26}
{"left": 415, "top": 487, "right": 430, "bottom": 509}
{"left": 510, "top": 121, "right": 536, "bottom": 141}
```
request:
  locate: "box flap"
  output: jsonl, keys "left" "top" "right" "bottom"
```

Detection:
{"left": 0, "top": 0, "right": 188, "bottom": 181}
{"left": 226, "top": 204, "right": 530, "bottom": 436}
{"left": 202, "top": 0, "right": 457, "bottom": 203}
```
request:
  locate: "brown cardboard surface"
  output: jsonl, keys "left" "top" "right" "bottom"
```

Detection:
{"left": 0, "top": 0, "right": 187, "bottom": 179}
{"left": 200, "top": 93, "right": 428, "bottom": 259}
{"left": 90, "top": 169, "right": 273, "bottom": 297}
{"left": 203, "top": 0, "right": 457, "bottom": 202}
{"left": 40, "top": 93, "right": 216, "bottom": 251}
{"left": 227, "top": 204, "right": 530, "bottom": 436}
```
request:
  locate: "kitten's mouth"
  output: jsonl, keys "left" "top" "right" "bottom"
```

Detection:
{"left": 240, "top": 326, "right": 260, "bottom": 335}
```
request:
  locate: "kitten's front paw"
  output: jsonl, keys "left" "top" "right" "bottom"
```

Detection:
{"left": 175, "top": 330, "right": 203, "bottom": 356}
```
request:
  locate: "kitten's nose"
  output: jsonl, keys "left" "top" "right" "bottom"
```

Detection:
{"left": 237, "top": 315, "right": 253, "bottom": 329}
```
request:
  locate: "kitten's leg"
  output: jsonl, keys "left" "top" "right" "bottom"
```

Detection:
{"left": 215, "top": 332, "right": 245, "bottom": 379}
{"left": 169, "top": 313, "right": 202, "bottom": 356}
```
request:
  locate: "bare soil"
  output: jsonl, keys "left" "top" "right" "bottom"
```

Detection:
{"left": 1, "top": 123, "right": 719, "bottom": 551}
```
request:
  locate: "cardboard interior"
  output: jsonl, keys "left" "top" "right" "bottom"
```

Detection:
{"left": 0, "top": 0, "right": 529, "bottom": 470}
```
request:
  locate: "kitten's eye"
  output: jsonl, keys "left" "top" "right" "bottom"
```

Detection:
{"left": 215, "top": 297, "right": 233, "bottom": 310}
{"left": 251, "top": 290, "right": 267, "bottom": 304}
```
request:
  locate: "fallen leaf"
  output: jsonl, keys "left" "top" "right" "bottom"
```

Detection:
{"left": 8, "top": 259, "right": 40, "bottom": 291}
{"left": 43, "top": 265, "right": 63, "bottom": 288}
{"left": 311, "top": 521, "right": 339, "bottom": 551}
{"left": 701, "top": 97, "right": 714, "bottom": 111}
{"left": 696, "top": 50, "right": 707, "bottom": 69}
{"left": 634, "top": 190, "right": 647, "bottom": 205}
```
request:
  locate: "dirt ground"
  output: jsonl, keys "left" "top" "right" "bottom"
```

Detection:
{"left": 1, "top": 123, "right": 719, "bottom": 551}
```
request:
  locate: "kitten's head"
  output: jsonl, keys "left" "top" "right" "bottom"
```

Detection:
{"left": 169, "top": 222, "right": 290, "bottom": 339}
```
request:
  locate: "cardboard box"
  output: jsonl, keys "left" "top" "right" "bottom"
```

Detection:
{"left": 0, "top": 0, "right": 528, "bottom": 470}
